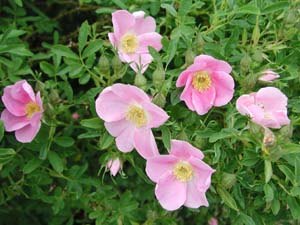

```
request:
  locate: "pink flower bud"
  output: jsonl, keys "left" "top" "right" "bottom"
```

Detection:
{"left": 209, "top": 217, "right": 218, "bottom": 225}
{"left": 106, "top": 158, "right": 122, "bottom": 176}
{"left": 259, "top": 70, "right": 280, "bottom": 82}
{"left": 72, "top": 112, "right": 80, "bottom": 120}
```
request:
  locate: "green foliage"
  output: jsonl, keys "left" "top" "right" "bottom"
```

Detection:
{"left": 0, "top": 0, "right": 300, "bottom": 224}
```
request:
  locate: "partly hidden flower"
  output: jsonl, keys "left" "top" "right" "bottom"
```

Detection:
{"left": 95, "top": 83, "right": 169, "bottom": 159}
{"left": 176, "top": 55, "right": 235, "bottom": 115}
{"left": 108, "top": 10, "right": 162, "bottom": 73}
{"left": 236, "top": 87, "right": 290, "bottom": 129}
{"left": 258, "top": 69, "right": 280, "bottom": 82}
{"left": 106, "top": 158, "right": 122, "bottom": 176}
{"left": 1, "top": 80, "right": 43, "bottom": 143}
{"left": 146, "top": 139, "right": 215, "bottom": 211}
{"left": 209, "top": 217, "right": 218, "bottom": 225}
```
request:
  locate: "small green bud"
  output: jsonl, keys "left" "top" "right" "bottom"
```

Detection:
{"left": 195, "top": 33, "right": 205, "bottom": 53}
{"left": 221, "top": 172, "right": 236, "bottom": 189}
{"left": 152, "top": 66, "right": 165, "bottom": 89}
{"left": 177, "top": 130, "right": 188, "bottom": 141}
{"left": 98, "top": 55, "right": 110, "bottom": 78}
{"left": 134, "top": 73, "right": 147, "bottom": 90}
{"left": 240, "top": 54, "right": 252, "bottom": 72}
{"left": 152, "top": 93, "right": 166, "bottom": 108}
{"left": 263, "top": 127, "right": 276, "bottom": 147}
{"left": 49, "top": 89, "right": 60, "bottom": 103}
{"left": 185, "top": 49, "right": 196, "bottom": 66}
{"left": 252, "top": 50, "right": 263, "bottom": 63}
{"left": 112, "top": 55, "right": 123, "bottom": 76}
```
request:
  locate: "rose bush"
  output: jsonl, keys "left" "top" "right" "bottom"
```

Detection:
{"left": 0, "top": 0, "right": 299, "bottom": 225}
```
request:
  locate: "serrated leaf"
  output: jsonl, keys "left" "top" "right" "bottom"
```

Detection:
{"left": 54, "top": 136, "right": 75, "bottom": 147}
{"left": 78, "top": 21, "right": 90, "bottom": 52}
{"left": 161, "top": 126, "right": 171, "bottom": 150}
{"left": 161, "top": 4, "right": 177, "bottom": 17}
{"left": 0, "top": 148, "right": 16, "bottom": 165}
{"left": 80, "top": 118, "right": 103, "bottom": 129}
{"left": 100, "top": 132, "right": 114, "bottom": 150}
{"left": 264, "top": 183, "right": 274, "bottom": 202}
{"left": 52, "top": 45, "right": 79, "bottom": 59}
{"left": 48, "top": 151, "right": 64, "bottom": 173}
{"left": 40, "top": 61, "right": 55, "bottom": 76}
{"left": 217, "top": 186, "right": 239, "bottom": 211}
{"left": 178, "top": 0, "right": 192, "bottom": 17}
{"left": 23, "top": 158, "right": 42, "bottom": 174}
{"left": 262, "top": 2, "right": 289, "bottom": 14}
{"left": 237, "top": 4, "right": 260, "bottom": 15}
{"left": 82, "top": 40, "right": 102, "bottom": 58}
{"left": 264, "top": 160, "right": 272, "bottom": 183}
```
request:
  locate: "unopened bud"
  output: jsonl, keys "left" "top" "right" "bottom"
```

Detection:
{"left": 221, "top": 172, "right": 236, "bottom": 189}
{"left": 106, "top": 158, "right": 122, "bottom": 176}
{"left": 252, "top": 50, "right": 263, "bottom": 63}
{"left": 152, "top": 66, "right": 165, "bottom": 89}
{"left": 240, "top": 54, "right": 252, "bottom": 72}
{"left": 134, "top": 73, "right": 147, "bottom": 90}
{"left": 195, "top": 33, "right": 205, "bottom": 53}
{"left": 98, "top": 55, "right": 110, "bottom": 78}
{"left": 112, "top": 55, "right": 123, "bottom": 76}
{"left": 185, "top": 49, "right": 195, "bottom": 66}
{"left": 263, "top": 127, "right": 276, "bottom": 147}
{"left": 152, "top": 93, "right": 166, "bottom": 107}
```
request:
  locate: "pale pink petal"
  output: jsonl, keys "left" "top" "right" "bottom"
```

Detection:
{"left": 236, "top": 94, "right": 256, "bottom": 116}
{"left": 133, "top": 13, "right": 156, "bottom": 34}
{"left": 272, "top": 111, "right": 290, "bottom": 126}
{"left": 35, "top": 92, "right": 44, "bottom": 112}
{"left": 145, "top": 155, "right": 177, "bottom": 182}
{"left": 111, "top": 83, "right": 150, "bottom": 103}
{"left": 155, "top": 171, "right": 187, "bottom": 211}
{"left": 0, "top": 109, "right": 29, "bottom": 131}
{"left": 194, "top": 55, "right": 232, "bottom": 73}
{"left": 259, "top": 70, "right": 280, "bottom": 82}
{"left": 136, "top": 32, "right": 162, "bottom": 53}
{"left": 141, "top": 102, "right": 169, "bottom": 128}
{"left": 104, "top": 119, "right": 130, "bottom": 137}
{"left": 184, "top": 179, "right": 209, "bottom": 208}
{"left": 176, "top": 64, "right": 207, "bottom": 87}
{"left": 170, "top": 139, "right": 204, "bottom": 160}
{"left": 111, "top": 10, "right": 135, "bottom": 39}
{"left": 179, "top": 76, "right": 195, "bottom": 110}
{"left": 256, "top": 87, "right": 288, "bottom": 111}
{"left": 257, "top": 116, "right": 281, "bottom": 129}
{"left": 209, "top": 218, "right": 218, "bottom": 225}
{"left": 115, "top": 124, "right": 135, "bottom": 152}
{"left": 108, "top": 33, "right": 116, "bottom": 47}
{"left": 15, "top": 121, "right": 41, "bottom": 143}
{"left": 10, "top": 80, "right": 35, "bottom": 103}
{"left": 191, "top": 87, "right": 216, "bottom": 115}
{"left": 107, "top": 158, "right": 121, "bottom": 176}
{"left": 95, "top": 87, "right": 128, "bottom": 122}
{"left": 133, "top": 129, "right": 159, "bottom": 159}
{"left": 189, "top": 157, "right": 214, "bottom": 191}
{"left": 212, "top": 71, "right": 234, "bottom": 107}
{"left": 2, "top": 88, "right": 26, "bottom": 116}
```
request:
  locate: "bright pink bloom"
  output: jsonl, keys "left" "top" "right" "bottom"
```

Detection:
{"left": 1, "top": 80, "right": 43, "bottom": 143}
{"left": 209, "top": 217, "right": 218, "bottom": 225}
{"left": 95, "top": 83, "right": 169, "bottom": 159}
{"left": 108, "top": 10, "right": 162, "bottom": 73}
{"left": 176, "top": 55, "right": 234, "bottom": 115}
{"left": 146, "top": 140, "right": 215, "bottom": 211}
{"left": 72, "top": 112, "right": 80, "bottom": 120}
{"left": 236, "top": 87, "right": 290, "bottom": 129}
{"left": 258, "top": 69, "right": 280, "bottom": 82}
{"left": 106, "top": 158, "right": 122, "bottom": 176}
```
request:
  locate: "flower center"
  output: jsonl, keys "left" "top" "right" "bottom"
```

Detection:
{"left": 25, "top": 102, "right": 40, "bottom": 118}
{"left": 192, "top": 71, "right": 212, "bottom": 92}
{"left": 173, "top": 161, "right": 194, "bottom": 182}
{"left": 125, "top": 105, "right": 147, "bottom": 128}
{"left": 120, "top": 33, "right": 138, "bottom": 53}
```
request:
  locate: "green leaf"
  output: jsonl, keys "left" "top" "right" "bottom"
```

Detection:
{"left": 54, "top": 136, "right": 75, "bottom": 147}
{"left": 95, "top": 7, "right": 114, "bottom": 14}
{"left": 14, "top": 0, "right": 23, "bottom": 7}
{"left": 40, "top": 61, "right": 55, "bottom": 76}
{"left": 287, "top": 196, "right": 300, "bottom": 219}
{"left": 217, "top": 186, "right": 239, "bottom": 211}
{"left": 23, "top": 158, "right": 42, "bottom": 174}
{"left": 79, "top": 73, "right": 90, "bottom": 85}
{"left": 48, "top": 151, "right": 64, "bottom": 173}
{"left": 112, "top": 0, "right": 127, "bottom": 9}
{"left": 78, "top": 21, "right": 90, "bottom": 52}
{"left": 166, "top": 38, "right": 178, "bottom": 67}
{"left": 262, "top": 2, "right": 289, "bottom": 14}
{"left": 161, "top": 4, "right": 177, "bottom": 17}
{"left": 271, "top": 198, "right": 280, "bottom": 215}
{"left": 0, "top": 120, "right": 4, "bottom": 142}
{"left": 295, "top": 157, "right": 300, "bottom": 185}
{"left": 161, "top": 126, "right": 171, "bottom": 150}
{"left": 264, "top": 160, "right": 272, "bottom": 183}
{"left": 0, "top": 148, "right": 16, "bottom": 165}
{"left": 263, "top": 183, "right": 274, "bottom": 202}
{"left": 80, "top": 118, "right": 103, "bottom": 129}
{"left": 82, "top": 40, "right": 102, "bottom": 58}
{"left": 237, "top": 4, "right": 260, "bottom": 15}
{"left": 238, "top": 213, "right": 256, "bottom": 225}
{"left": 178, "top": 0, "right": 192, "bottom": 17}
{"left": 100, "top": 132, "right": 114, "bottom": 150}
{"left": 52, "top": 45, "right": 79, "bottom": 59}
{"left": 278, "top": 165, "right": 294, "bottom": 183}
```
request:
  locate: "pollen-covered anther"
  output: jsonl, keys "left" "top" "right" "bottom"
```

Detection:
{"left": 173, "top": 161, "right": 194, "bottom": 182}
{"left": 125, "top": 105, "right": 147, "bottom": 127}
{"left": 25, "top": 102, "right": 41, "bottom": 118}
{"left": 192, "top": 71, "right": 212, "bottom": 92}
{"left": 120, "top": 33, "right": 138, "bottom": 53}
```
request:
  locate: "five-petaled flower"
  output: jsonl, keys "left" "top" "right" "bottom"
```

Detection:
{"left": 95, "top": 83, "right": 169, "bottom": 159}
{"left": 1, "top": 80, "right": 43, "bottom": 143}
{"left": 108, "top": 10, "right": 163, "bottom": 73}
{"left": 146, "top": 140, "right": 215, "bottom": 211}
{"left": 176, "top": 55, "right": 235, "bottom": 115}
{"left": 236, "top": 87, "right": 290, "bottom": 129}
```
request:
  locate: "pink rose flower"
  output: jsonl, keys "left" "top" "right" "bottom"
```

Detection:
{"left": 236, "top": 87, "right": 290, "bottom": 129}
{"left": 106, "top": 158, "right": 122, "bottom": 176}
{"left": 146, "top": 140, "right": 215, "bottom": 211}
{"left": 258, "top": 69, "right": 280, "bottom": 82}
{"left": 1, "top": 80, "right": 43, "bottom": 143}
{"left": 108, "top": 10, "right": 162, "bottom": 73}
{"left": 95, "top": 83, "right": 169, "bottom": 159}
{"left": 176, "top": 55, "right": 235, "bottom": 115}
{"left": 209, "top": 217, "right": 218, "bottom": 225}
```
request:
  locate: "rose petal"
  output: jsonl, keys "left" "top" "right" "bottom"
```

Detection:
{"left": 133, "top": 129, "right": 159, "bottom": 159}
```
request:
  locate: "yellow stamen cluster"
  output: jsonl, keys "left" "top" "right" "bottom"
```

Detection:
{"left": 192, "top": 71, "right": 212, "bottom": 92}
{"left": 125, "top": 105, "right": 147, "bottom": 127}
{"left": 173, "top": 161, "right": 194, "bottom": 182}
{"left": 25, "top": 102, "right": 40, "bottom": 118}
{"left": 120, "top": 33, "right": 138, "bottom": 53}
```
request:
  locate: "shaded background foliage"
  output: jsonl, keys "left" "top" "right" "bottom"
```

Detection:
{"left": 0, "top": 0, "right": 300, "bottom": 224}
